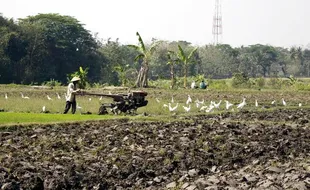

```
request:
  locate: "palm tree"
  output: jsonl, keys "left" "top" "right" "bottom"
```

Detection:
{"left": 177, "top": 45, "right": 198, "bottom": 88}
{"left": 127, "top": 32, "right": 160, "bottom": 88}
{"left": 167, "top": 50, "right": 179, "bottom": 89}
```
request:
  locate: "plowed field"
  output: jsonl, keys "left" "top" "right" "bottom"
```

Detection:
{"left": 1, "top": 109, "right": 310, "bottom": 189}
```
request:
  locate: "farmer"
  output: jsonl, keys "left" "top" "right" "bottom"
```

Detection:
{"left": 200, "top": 80, "right": 207, "bottom": 89}
{"left": 63, "top": 76, "right": 81, "bottom": 114}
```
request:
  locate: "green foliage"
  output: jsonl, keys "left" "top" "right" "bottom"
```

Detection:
{"left": 231, "top": 72, "right": 250, "bottom": 88}
{"left": 195, "top": 74, "right": 205, "bottom": 82}
{"left": 128, "top": 32, "right": 161, "bottom": 87}
{"left": 2, "top": 12, "right": 310, "bottom": 86}
{"left": 287, "top": 75, "right": 297, "bottom": 85}
{"left": 68, "top": 66, "right": 89, "bottom": 89}
{"left": 114, "top": 64, "right": 130, "bottom": 86}
{"left": 92, "top": 82, "right": 105, "bottom": 88}
{"left": 254, "top": 77, "right": 266, "bottom": 88}
{"left": 42, "top": 79, "right": 62, "bottom": 87}
{"left": 0, "top": 13, "right": 100, "bottom": 84}
{"left": 148, "top": 79, "right": 171, "bottom": 89}
{"left": 294, "top": 82, "right": 310, "bottom": 91}
{"left": 208, "top": 79, "right": 228, "bottom": 90}
{"left": 177, "top": 45, "right": 198, "bottom": 88}
{"left": 267, "top": 77, "right": 283, "bottom": 89}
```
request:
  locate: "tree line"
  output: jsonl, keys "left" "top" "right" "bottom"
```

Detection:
{"left": 1, "top": 13, "right": 310, "bottom": 88}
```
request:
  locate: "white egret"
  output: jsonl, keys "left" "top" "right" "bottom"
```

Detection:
{"left": 282, "top": 98, "right": 287, "bottom": 106}
{"left": 206, "top": 104, "right": 215, "bottom": 113}
{"left": 77, "top": 103, "right": 82, "bottom": 109}
{"left": 171, "top": 96, "right": 174, "bottom": 103}
{"left": 214, "top": 100, "right": 222, "bottom": 109}
{"left": 99, "top": 96, "right": 103, "bottom": 100}
{"left": 77, "top": 103, "right": 82, "bottom": 114}
{"left": 5, "top": 93, "right": 8, "bottom": 100}
{"left": 210, "top": 100, "right": 215, "bottom": 106}
{"left": 186, "top": 95, "right": 192, "bottom": 105}
{"left": 42, "top": 106, "right": 46, "bottom": 112}
{"left": 271, "top": 100, "right": 276, "bottom": 105}
{"left": 237, "top": 98, "right": 246, "bottom": 109}
{"left": 155, "top": 98, "right": 160, "bottom": 103}
{"left": 196, "top": 102, "right": 200, "bottom": 108}
{"left": 89, "top": 98, "right": 92, "bottom": 101}
{"left": 225, "top": 100, "right": 233, "bottom": 110}
{"left": 195, "top": 99, "right": 204, "bottom": 108}
{"left": 56, "top": 93, "right": 61, "bottom": 99}
{"left": 195, "top": 99, "right": 204, "bottom": 105}
{"left": 200, "top": 105, "right": 208, "bottom": 111}
{"left": 299, "top": 103, "right": 302, "bottom": 107}
{"left": 168, "top": 103, "right": 179, "bottom": 112}
{"left": 190, "top": 81, "right": 196, "bottom": 89}
{"left": 20, "top": 92, "right": 30, "bottom": 99}
{"left": 183, "top": 105, "right": 191, "bottom": 112}
{"left": 47, "top": 95, "right": 52, "bottom": 100}
{"left": 255, "top": 100, "right": 258, "bottom": 107}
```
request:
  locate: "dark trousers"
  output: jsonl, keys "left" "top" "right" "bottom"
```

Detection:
{"left": 64, "top": 101, "right": 76, "bottom": 114}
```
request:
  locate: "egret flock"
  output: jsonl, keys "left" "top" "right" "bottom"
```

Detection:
{"left": 2, "top": 92, "right": 305, "bottom": 114}
{"left": 158, "top": 94, "right": 303, "bottom": 113}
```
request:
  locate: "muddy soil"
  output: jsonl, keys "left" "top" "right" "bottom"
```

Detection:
{"left": 0, "top": 109, "right": 310, "bottom": 189}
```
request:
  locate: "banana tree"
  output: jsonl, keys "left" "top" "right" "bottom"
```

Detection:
{"left": 68, "top": 66, "right": 88, "bottom": 89}
{"left": 113, "top": 64, "right": 129, "bottom": 86}
{"left": 167, "top": 51, "right": 179, "bottom": 89}
{"left": 177, "top": 45, "right": 198, "bottom": 88}
{"left": 128, "top": 32, "right": 160, "bottom": 88}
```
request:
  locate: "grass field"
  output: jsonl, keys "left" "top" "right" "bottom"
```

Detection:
{"left": 0, "top": 112, "right": 122, "bottom": 126}
{"left": 1, "top": 83, "right": 310, "bottom": 125}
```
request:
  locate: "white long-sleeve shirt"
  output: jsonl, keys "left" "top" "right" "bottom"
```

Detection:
{"left": 66, "top": 83, "right": 78, "bottom": 102}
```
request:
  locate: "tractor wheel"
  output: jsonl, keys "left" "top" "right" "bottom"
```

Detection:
{"left": 98, "top": 105, "right": 108, "bottom": 115}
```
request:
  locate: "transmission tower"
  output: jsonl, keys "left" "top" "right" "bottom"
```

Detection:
{"left": 212, "top": 0, "right": 222, "bottom": 45}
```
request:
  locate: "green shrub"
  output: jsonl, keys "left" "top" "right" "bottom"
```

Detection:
{"left": 281, "top": 79, "right": 293, "bottom": 88}
{"left": 148, "top": 79, "right": 171, "bottom": 89}
{"left": 42, "top": 79, "right": 62, "bottom": 87}
{"left": 92, "top": 83, "right": 104, "bottom": 88}
{"left": 287, "top": 75, "right": 297, "bottom": 85}
{"left": 294, "top": 82, "right": 310, "bottom": 91}
{"left": 255, "top": 77, "right": 265, "bottom": 88}
{"left": 267, "top": 78, "right": 282, "bottom": 89}
{"left": 231, "top": 72, "right": 250, "bottom": 88}
{"left": 208, "top": 80, "right": 228, "bottom": 90}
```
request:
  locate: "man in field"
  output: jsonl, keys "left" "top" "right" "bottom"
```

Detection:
{"left": 63, "top": 76, "right": 81, "bottom": 114}
{"left": 200, "top": 80, "right": 207, "bottom": 89}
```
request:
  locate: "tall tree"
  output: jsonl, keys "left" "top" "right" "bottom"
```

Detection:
{"left": 128, "top": 32, "right": 160, "bottom": 88}
{"left": 248, "top": 44, "right": 278, "bottom": 77}
{"left": 19, "top": 13, "right": 99, "bottom": 83}
{"left": 290, "top": 46, "right": 304, "bottom": 76}
{"left": 0, "top": 14, "right": 28, "bottom": 83}
{"left": 177, "top": 45, "right": 198, "bottom": 88}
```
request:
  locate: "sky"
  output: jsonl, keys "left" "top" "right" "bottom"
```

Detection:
{"left": 1, "top": 0, "right": 310, "bottom": 48}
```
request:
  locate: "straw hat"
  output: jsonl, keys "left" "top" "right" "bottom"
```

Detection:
{"left": 71, "top": 76, "right": 81, "bottom": 82}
